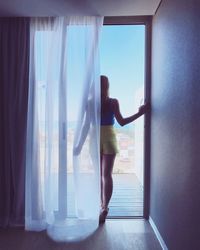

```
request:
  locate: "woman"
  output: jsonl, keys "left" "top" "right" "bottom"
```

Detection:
{"left": 73, "top": 75, "right": 149, "bottom": 224}
{"left": 99, "top": 75, "right": 149, "bottom": 223}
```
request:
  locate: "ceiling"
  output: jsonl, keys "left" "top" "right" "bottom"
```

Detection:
{"left": 0, "top": 0, "right": 161, "bottom": 17}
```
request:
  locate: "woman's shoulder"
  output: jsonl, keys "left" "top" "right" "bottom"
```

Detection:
{"left": 109, "top": 97, "right": 117, "bottom": 102}
{"left": 109, "top": 98, "right": 119, "bottom": 111}
{"left": 109, "top": 98, "right": 118, "bottom": 105}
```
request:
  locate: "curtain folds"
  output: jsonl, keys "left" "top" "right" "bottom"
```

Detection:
{"left": 26, "top": 16, "right": 103, "bottom": 241}
{"left": 0, "top": 18, "right": 30, "bottom": 227}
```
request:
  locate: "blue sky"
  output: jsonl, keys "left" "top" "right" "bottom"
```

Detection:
{"left": 100, "top": 25, "right": 145, "bottom": 116}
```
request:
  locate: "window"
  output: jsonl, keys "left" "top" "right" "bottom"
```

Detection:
{"left": 102, "top": 17, "right": 151, "bottom": 218}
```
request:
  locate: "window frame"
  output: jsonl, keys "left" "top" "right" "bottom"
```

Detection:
{"left": 103, "top": 16, "right": 152, "bottom": 219}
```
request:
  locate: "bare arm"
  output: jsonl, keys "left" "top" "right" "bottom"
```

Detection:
{"left": 113, "top": 99, "right": 150, "bottom": 126}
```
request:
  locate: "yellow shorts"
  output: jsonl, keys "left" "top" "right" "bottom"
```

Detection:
{"left": 100, "top": 126, "right": 119, "bottom": 154}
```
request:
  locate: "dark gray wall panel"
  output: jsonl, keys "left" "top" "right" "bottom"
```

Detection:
{"left": 151, "top": 0, "right": 200, "bottom": 249}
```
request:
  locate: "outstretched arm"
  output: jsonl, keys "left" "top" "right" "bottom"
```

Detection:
{"left": 113, "top": 99, "right": 150, "bottom": 126}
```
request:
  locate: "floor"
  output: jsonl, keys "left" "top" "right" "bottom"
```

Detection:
{"left": 66, "top": 173, "right": 143, "bottom": 217}
{"left": 109, "top": 174, "right": 143, "bottom": 217}
{"left": 62, "top": 173, "right": 143, "bottom": 218}
{"left": 0, "top": 220, "right": 161, "bottom": 250}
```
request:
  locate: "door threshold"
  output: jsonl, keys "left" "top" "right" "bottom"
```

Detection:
{"left": 107, "top": 216, "right": 144, "bottom": 219}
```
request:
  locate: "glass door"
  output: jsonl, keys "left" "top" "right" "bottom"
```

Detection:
{"left": 100, "top": 24, "right": 145, "bottom": 217}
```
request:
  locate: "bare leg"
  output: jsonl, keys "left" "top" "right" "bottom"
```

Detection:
{"left": 100, "top": 154, "right": 103, "bottom": 208}
{"left": 101, "top": 154, "right": 116, "bottom": 209}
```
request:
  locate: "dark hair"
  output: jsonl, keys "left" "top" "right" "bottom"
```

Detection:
{"left": 101, "top": 75, "right": 109, "bottom": 101}
{"left": 101, "top": 75, "right": 109, "bottom": 90}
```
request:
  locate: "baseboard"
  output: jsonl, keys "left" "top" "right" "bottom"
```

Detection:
{"left": 149, "top": 217, "right": 168, "bottom": 250}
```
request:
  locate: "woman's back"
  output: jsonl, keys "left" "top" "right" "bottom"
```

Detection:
{"left": 101, "top": 98, "right": 115, "bottom": 126}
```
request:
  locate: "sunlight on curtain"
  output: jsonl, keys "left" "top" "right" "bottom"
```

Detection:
{"left": 25, "top": 16, "right": 103, "bottom": 241}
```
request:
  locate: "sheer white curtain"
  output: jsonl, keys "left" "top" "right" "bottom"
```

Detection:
{"left": 26, "top": 16, "right": 103, "bottom": 241}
